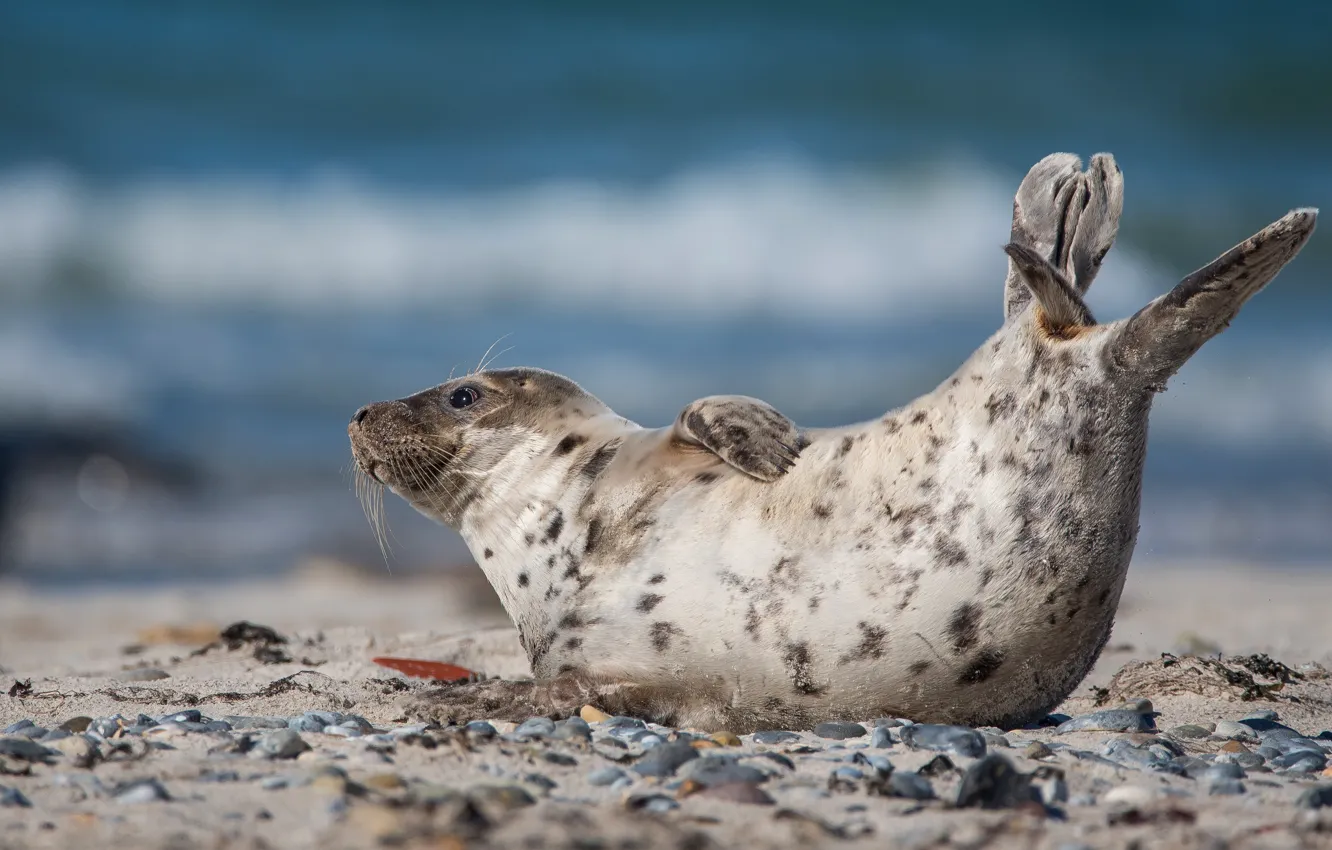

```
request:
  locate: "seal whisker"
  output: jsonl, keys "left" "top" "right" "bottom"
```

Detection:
{"left": 471, "top": 333, "right": 514, "bottom": 377}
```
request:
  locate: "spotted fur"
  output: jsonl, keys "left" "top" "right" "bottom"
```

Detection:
{"left": 349, "top": 152, "right": 1316, "bottom": 734}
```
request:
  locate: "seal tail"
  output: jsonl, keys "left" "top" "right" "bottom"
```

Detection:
{"left": 1003, "top": 152, "right": 1123, "bottom": 322}
{"left": 1003, "top": 241, "right": 1094, "bottom": 339}
{"left": 1107, "top": 207, "right": 1317, "bottom": 386}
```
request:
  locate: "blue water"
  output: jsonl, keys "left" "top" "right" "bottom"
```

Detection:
{"left": 1, "top": 1, "right": 1330, "bottom": 581}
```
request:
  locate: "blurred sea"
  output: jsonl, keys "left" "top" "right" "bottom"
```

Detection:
{"left": 1, "top": 2, "right": 1330, "bottom": 584}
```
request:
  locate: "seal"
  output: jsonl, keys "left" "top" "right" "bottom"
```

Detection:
{"left": 348, "top": 152, "right": 1316, "bottom": 733}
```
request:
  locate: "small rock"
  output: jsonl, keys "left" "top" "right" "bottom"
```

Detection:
{"left": 2, "top": 721, "right": 36, "bottom": 735}
{"left": 886, "top": 772, "right": 935, "bottom": 800}
{"left": 0, "top": 786, "right": 32, "bottom": 807}
{"left": 1032, "top": 766, "right": 1068, "bottom": 805}
{"left": 632, "top": 741, "right": 698, "bottom": 777}
{"left": 59, "top": 717, "right": 94, "bottom": 733}
{"left": 287, "top": 716, "right": 325, "bottom": 734}
{"left": 553, "top": 718, "right": 591, "bottom": 741}
{"left": 901, "top": 724, "right": 987, "bottom": 758}
{"left": 981, "top": 732, "right": 1011, "bottom": 749}
{"left": 813, "top": 722, "right": 867, "bottom": 740}
{"left": 710, "top": 731, "right": 741, "bottom": 747}
{"left": 1168, "top": 724, "right": 1214, "bottom": 739}
{"left": 1102, "top": 785, "right": 1155, "bottom": 806}
{"left": 1220, "top": 740, "right": 1251, "bottom": 753}
{"left": 118, "top": 667, "right": 170, "bottom": 682}
{"left": 470, "top": 784, "right": 536, "bottom": 812}
{"left": 625, "top": 793, "right": 678, "bottom": 812}
{"left": 1202, "top": 762, "right": 1245, "bottom": 781}
{"left": 464, "top": 721, "right": 497, "bottom": 740}
{"left": 165, "top": 710, "right": 202, "bottom": 724}
{"left": 752, "top": 730, "right": 801, "bottom": 745}
{"left": 681, "top": 757, "right": 768, "bottom": 787}
{"left": 587, "top": 767, "right": 629, "bottom": 787}
{"left": 304, "top": 711, "right": 342, "bottom": 726}
{"left": 224, "top": 716, "right": 288, "bottom": 730}
{"left": 322, "top": 725, "right": 361, "bottom": 738}
{"left": 114, "top": 779, "right": 170, "bottom": 804}
{"left": 870, "top": 727, "right": 892, "bottom": 749}
{"left": 918, "top": 754, "right": 958, "bottom": 777}
{"left": 579, "top": 705, "right": 611, "bottom": 723}
{"left": 543, "top": 752, "right": 577, "bottom": 767}
{"left": 514, "top": 717, "right": 556, "bottom": 739}
{"left": 198, "top": 770, "right": 240, "bottom": 783}
{"left": 1208, "top": 779, "right": 1245, "bottom": 795}
{"left": 258, "top": 729, "right": 310, "bottom": 760}
{"left": 52, "top": 735, "right": 100, "bottom": 768}
{"left": 0, "top": 738, "right": 58, "bottom": 763}
{"left": 1295, "top": 785, "right": 1332, "bottom": 809}
{"left": 1056, "top": 710, "right": 1154, "bottom": 734}
{"left": 604, "top": 716, "right": 646, "bottom": 730}
{"left": 1119, "top": 698, "right": 1154, "bottom": 715}
{"left": 1272, "top": 750, "right": 1327, "bottom": 772}
{"left": 686, "top": 781, "right": 774, "bottom": 804}
{"left": 1024, "top": 742, "right": 1052, "bottom": 760}
{"left": 955, "top": 754, "right": 1034, "bottom": 809}
{"left": 4, "top": 725, "right": 46, "bottom": 741}
{"left": 1243, "top": 710, "right": 1279, "bottom": 722}
{"left": 1214, "top": 720, "right": 1260, "bottom": 742}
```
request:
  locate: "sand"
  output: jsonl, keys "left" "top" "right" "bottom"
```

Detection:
{"left": 2, "top": 557, "right": 1332, "bottom": 849}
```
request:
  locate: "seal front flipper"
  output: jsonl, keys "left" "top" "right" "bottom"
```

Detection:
{"left": 672, "top": 395, "right": 806, "bottom": 482}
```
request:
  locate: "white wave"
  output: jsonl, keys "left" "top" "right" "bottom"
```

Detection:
{"left": 0, "top": 322, "right": 141, "bottom": 425}
{"left": 0, "top": 160, "right": 1162, "bottom": 320}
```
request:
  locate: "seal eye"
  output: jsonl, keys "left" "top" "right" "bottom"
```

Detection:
{"left": 449, "top": 387, "right": 480, "bottom": 409}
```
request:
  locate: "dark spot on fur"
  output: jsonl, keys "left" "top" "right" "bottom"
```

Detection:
{"left": 524, "top": 533, "right": 535, "bottom": 546}
{"left": 649, "top": 622, "right": 680, "bottom": 652}
{"left": 947, "top": 602, "right": 982, "bottom": 653}
{"left": 908, "top": 660, "right": 932, "bottom": 676}
{"left": 529, "top": 631, "right": 556, "bottom": 666}
{"left": 813, "top": 503, "right": 833, "bottom": 519}
{"left": 517, "top": 572, "right": 529, "bottom": 587}
{"left": 838, "top": 436, "right": 854, "bottom": 457}
{"left": 1097, "top": 588, "right": 1110, "bottom": 606}
{"left": 564, "top": 636, "right": 582, "bottom": 650}
{"left": 918, "top": 477, "right": 935, "bottom": 493}
{"left": 695, "top": 471, "right": 720, "bottom": 484}
{"left": 845, "top": 621, "right": 887, "bottom": 662}
{"left": 984, "top": 392, "right": 1017, "bottom": 423}
{"left": 910, "top": 411, "right": 927, "bottom": 425}
{"left": 584, "top": 518, "right": 603, "bottom": 555}
{"left": 648, "top": 573, "right": 665, "bottom": 585}
{"left": 1039, "top": 389, "right": 1050, "bottom": 405}
{"left": 934, "top": 535, "right": 968, "bottom": 567}
{"left": 1043, "top": 590, "right": 1057, "bottom": 605}
{"left": 745, "top": 603, "right": 761, "bottom": 640}
{"left": 637, "top": 593, "right": 663, "bottom": 613}
{"left": 957, "top": 646, "right": 1005, "bottom": 685}
{"left": 978, "top": 568, "right": 993, "bottom": 589}
{"left": 580, "top": 442, "right": 620, "bottom": 480}
{"left": 883, "top": 418, "right": 901, "bottom": 433}
{"left": 783, "top": 641, "right": 826, "bottom": 696}
{"left": 554, "top": 434, "right": 587, "bottom": 455}
{"left": 808, "top": 596, "right": 820, "bottom": 611}
{"left": 558, "top": 612, "right": 585, "bottom": 629}
{"left": 950, "top": 377, "right": 960, "bottom": 387}
{"left": 543, "top": 510, "right": 565, "bottom": 543}
{"left": 544, "top": 584, "right": 561, "bottom": 601}
{"left": 557, "top": 664, "right": 577, "bottom": 674}
{"left": 546, "top": 554, "right": 556, "bottom": 569}
{"left": 483, "top": 548, "right": 494, "bottom": 559}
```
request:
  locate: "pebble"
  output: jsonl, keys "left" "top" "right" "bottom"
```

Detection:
{"left": 117, "top": 667, "right": 170, "bottom": 681}
{"left": 0, "top": 786, "right": 32, "bottom": 808}
{"left": 1056, "top": 710, "right": 1155, "bottom": 734}
{"left": 287, "top": 716, "right": 325, "bottom": 734}
{"left": 1271, "top": 750, "right": 1327, "bottom": 772}
{"left": 587, "top": 767, "right": 629, "bottom": 787}
{"left": 1295, "top": 785, "right": 1332, "bottom": 809}
{"left": 813, "top": 722, "right": 867, "bottom": 740}
{"left": 322, "top": 725, "right": 362, "bottom": 738}
{"left": 224, "top": 716, "right": 288, "bottom": 730}
{"left": 114, "top": 779, "right": 171, "bottom": 804}
{"left": 681, "top": 757, "right": 768, "bottom": 787}
{"left": 1214, "top": 720, "right": 1261, "bottom": 742}
{"left": 980, "top": 732, "right": 1011, "bottom": 749}
{"left": 1024, "top": 742, "right": 1053, "bottom": 760}
{"left": 955, "top": 754, "right": 1033, "bottom": 809}
{"left": 1201, "top": 762, "right": 1245, "bottom": 781}
{"left": 514, "top": 717, "right": 557, "bottom": 739}
{"left": 39, "top": 729, "right": 71, "bottom": 743}
{"left": 165, "top": 710, "right": 203, "bottom": 724}
{"left": 543, "top": 752, "right": 578, "bottom": 767}
{"left": 257, "top": 729, "right": 311, "bottom": 759}
{"left": 2, "top": 720, "right": 36, "bottom": 735}
{"left": 686, "top": 781, "right": 775, "bottom": 805}
{"left": 752, "top": 730, "right": 801, "bottom": 745}
{"left": 1102, "top": 785, "right": 1155, "bottom": 806}
{"left": 625, "top": 793, "right": 678, "bottom": 813}
{"left": 59, "top": 717, "right": 94, "bottom": 733}
{"left": 870, "top": 727, "right": 892, "bottom": 748}
{"left": 51, "top": 735, "right": 100, "bottom": 768}
{"left": 900, "top": 724, "right": 987, "bottom": 759}
{"left": 553, "top": 718, "right": 592, "bottom": 741}
{"left": 1168, "top": 724, "right": 1214, "bottom": 739}
{"left": 604, "top": 716, "right": 646, "bottom": 730}
{"left": 887, "top": 772, "right": 936, "bottom": 800}
{"left": 579, "top": 705, "right": 611, "bottom": 723}
{"left": 1208, "top": 778, "right": 1246, "bottom": 795}
{"left": 1243, "top": 710, "right": 1280, "bottom": 722}
{"left": 1119, "top": 698, "right": 1154, "bottom": 714}
{"left": 710, "top": 731, "right": 741, "bottom": 747}
{"left": 4, "top": 724, "right": 47, "bottom": 741}
{"left": 464, "top": 721, "right": 498, "bottom": 740}
{"left": 632, "top": 741, "right": 698, "bottom": 777}
{"left": 0, "top": 738, "right": 59, "bottom": 762}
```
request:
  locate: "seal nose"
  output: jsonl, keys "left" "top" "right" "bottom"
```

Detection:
{"left": 351, "top": 406, "right": 370, "bottom": 425}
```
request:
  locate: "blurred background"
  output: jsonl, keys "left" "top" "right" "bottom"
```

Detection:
{"left": 1, "top": 1, "right": 1330, "bottom": 589}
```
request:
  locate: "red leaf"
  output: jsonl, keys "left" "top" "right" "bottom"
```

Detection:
{"left": 371, "top": 656, "right": 476, "bottom": 682}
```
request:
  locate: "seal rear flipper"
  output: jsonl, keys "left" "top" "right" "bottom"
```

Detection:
{"left": 672, "top": 395, "right": 806, "bottom": 483}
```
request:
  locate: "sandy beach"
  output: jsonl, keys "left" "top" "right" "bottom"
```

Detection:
{"left": 2, "top": 557, "right": 1331, "bottom": 849}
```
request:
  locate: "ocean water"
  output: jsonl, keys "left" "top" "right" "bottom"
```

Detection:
{"left": 1, "top": 2, "right": 1330, "bottom": 582}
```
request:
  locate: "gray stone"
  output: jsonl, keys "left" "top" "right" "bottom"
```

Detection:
{"left": 338, "top": 716, "right": 374, "bottom": 734}
{"left": 304, "top": 711, "right": 343, "bottom": 726}
{"left": 164, "top": 710, "right": 202, "bottom": 724}
{"left": 0, "top": 738, "right": 59, "bottom": 762}
{"left": 587, "top": 767, "right": 629, "bottom": 787}
{"left": 553, "top": 718, "right": 592, "bottom": 741}
{"left": 542, "top": 752, "right": 577, "bottom": 767}
{"left": 604, "top": 716, "right": 646, "bottom": 730}
{"left": 632, "top": 741, "right": 698, "bottom": 777}
{"left": 1201, "top": 762, "right": 1245, "bottom": 781}
{"left": 322, "top": 725, "right": 361, "bottom": 738}
{"left": 813, "top": 722, "right": 867, "bottom": 740}
{"left": 887, "top": 772, "right": 935, "bottom": 800}
{"left": 752, "top": 730, "right": 801, "bottom": 745}
{"left": 224, "top": 716, "right": 288, "bottom": 730}
{"left": 955, "top": 753, "right": 1035, "bottom": 809}
{"left": 52, "top": 735, "right": 100, "bottom": 768}
{"left": 258, "top": 729, "right": 310, "bottom": 759}
{"left": 1055, "top": 710, "right": 1154, "bottom": 734}
{"left": 681, "top": 757, "right": 768, "bottom": 787}
{"left": 39, "top": 729, "right": 71, "bottom": 743}
{"left": 1271, "top": 750, "right": 1326, "bottom": 772}
{"left": 4, "top": 724, "right": 46, "bottom": 741}
{"left": 0, "top": 786, "right": 32, "bottom": 808}
{"left": 464, "top": 721, "right": 497, "bottom": 740}
{"left": 114, "top": 779, "right": 170, "bottom": 804}
{"left": 981, "top": 732, "right": 1011, "bottom": 749}
{"left": 1242, "top": 710, "right": 1279, "bottom": 722}
{"left": 1167, "top": 724, "right": 1214, "bottom": 739}
{"left": 514, "top": 717, "right": 556, "bottom": 739}
{"left": 57, "top": 717, "right": 93, "bottom": 733}
{"left": 3, "top": 720, "right": 37, "bottom": 735}
{"left": 1296, "top": 785, "right": 1332, "bottom": 809}
{"left": 901, "top": 724, "right": 987, "bottom": 758}
{"left": 1208, "top": 778, "right": 1246, "bottom": 795}
{"left": 870, "top": 727, "right": 892, "bottom": 748}
{"left": 201, "top": 721, "right": 233, "bottom": 733}
{"left": 1214, "top": 720, "right": 1260, "bottom": 742}
{"left": 286, "top": 716, "right": 325, "bottom": 734}
{"left": 625, "top": 793, "right": 678, "bottom": 813}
